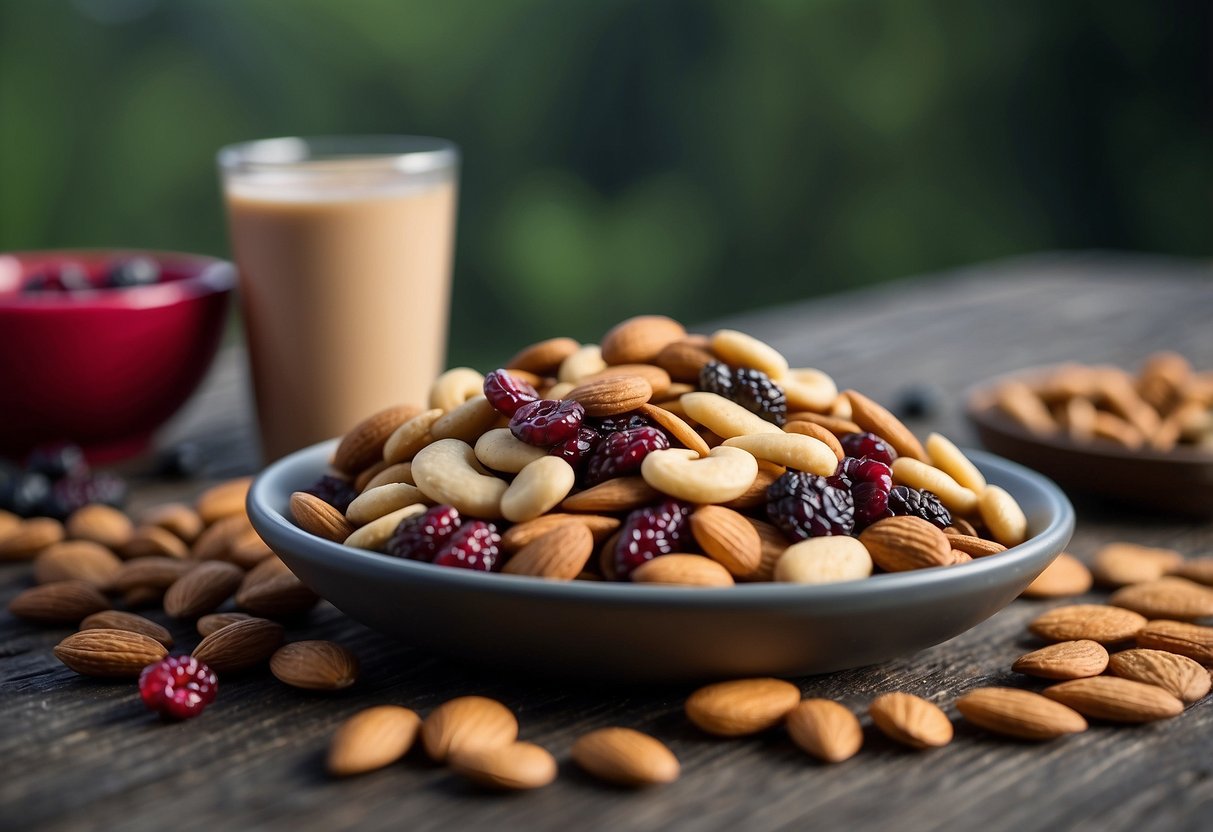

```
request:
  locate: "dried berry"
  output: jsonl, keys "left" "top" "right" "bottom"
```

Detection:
{"left": 615, "top": 499, "right": 692, "bottom": 578}
{"left": 698, "top": 362, "right": 787, "bottom": 426}
{"left": 584, "top": 427, "right": 670, "bottom": 486}
{"left": 887, "top": 486, "right": 952, "bottom": 529}
{"left": 139, "top": 656, "right": 218, "bottom": 720}
{"left": 433, "top": 521, "right": 502, "bottom": 571}
{"left": 839, "top": 432, "right": 898, "bottom": 466}
{"left": 549, "top": 426, "right": 601, "bottom": 471}
{"left": 483, "top": 369, "right": 539, "bottom": 416}
{"left": 0, "top": 469, "right": 51, "bottom": 517}
{"left": 829, "top": 457, "right": 893, "bottom": 530}
{"left": 509, "top": 399, "right": 585, "bottom": 447}
{"left": 386, "top": 505, "right": 462, "bottom": 561}
{"left": 594, "top": 413, "right": 650, "bottom": 434}
{"left": 303, "top": 475, "right": 359, "bottom": 515}
{"left": 766, "top": 471, "right": 855, "bottom": 540}
{"left": 42, "top": 472, "right": 127, "bottom": 519}
{"left": 25, "top": 442, "right": 88, "bottom": 481}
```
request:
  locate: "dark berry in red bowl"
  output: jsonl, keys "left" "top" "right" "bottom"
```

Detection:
{"left": 483, "top": 369, "right": 539, "bottom": 416}
{"left": 585, "top": 426, "right": 670, "bottom": 486}
{"left": 386, "top": 504, "right": 462, "bottom": 561}
{"left": 549, "top": 426, "right": 601, "bottom": 471}
{"left": 303, "top": 475, "right": 359, "bottom": 514}
{"left": 767, "top": 471, "right": 855, "bottom": 540}
{"left": 509, "top": 399, "right": 585, "bottom": 447}
{"left": 614, "top": 499, "right": 691, "bottom": 578}
{"left": 139, "top": 656, "right": 218, "bottom": 721}
{"left": 106, "top": 256, "right": 161, "bottom": 289}
{"left": 699, "top": 362, "right": 787, "bottom": 426}
{"left": 840, "top": 432, "right": 897, "bottom": 466}
{"left": 888, "top": 486, "right": 953, "bottom": 529}
{"left": 433, "top": 520, "right": 502, "bottom": 571}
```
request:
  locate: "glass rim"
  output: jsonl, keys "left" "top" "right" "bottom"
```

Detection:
{"left": 217, "top": 135, "right": 458, "bottom": 176}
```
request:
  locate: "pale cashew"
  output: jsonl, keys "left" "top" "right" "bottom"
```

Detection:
{"left": 431, "top": 396, "right": 499, "bottom": 443}
{"left": 346, "top": 483, "right": 430, "bottom": 525}
{"left": 429, "top": 367, "right": 485, "bottom": 413}
{"left": 383, "top": 409, "right": 443, "bottom": 464}
{"left": 545, "top": 381, "right": 576, "bottom": 400}
{"left": 925, "top": 433, "right": 987, "bottom": 494}
{"left": 892, "top": 457, "right": 979, "bottom": 515}
{"left": 775, "top": 537, "right": 873, "bottom": 585}
{"left": 783, "top": 368, "right": 838, "bottom": 413}
{"left": 557, "top": 344, "right": 606, "bottom": 384}
{"left": 411, "top": 438, "right": 508, "bottom": 519}
{"left": 363, "top": 462, "right": 414, "bottom": 491}
{"left": 640, "top": 446, "right": 758, "bottom": 504}
{"left": 710, "top": 329, "right": 789, "bottom": 380}
{"left": 474, "top": 428, "right": 548, "bottom": 473}
{"left": 344, "top": 504, "right": 426, "bottom": 552}
{"left": 680, "top": 392, "right": 782, "bottom": 439}
{"left": 722, "top": 433, "right": 836, "bottom": 476}
{"left": 500, "top": 456, "right": 576, "bottom": 523}
{"left": 979, "top": 485, "right": 1028, "bottom": 547}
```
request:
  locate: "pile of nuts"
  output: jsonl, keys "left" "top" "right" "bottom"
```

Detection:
{"left": 292, "top": 316, "right": 1029, "bottom": 586}
{"left": 984, "top": 352, "right": 1213, "bottom": 453}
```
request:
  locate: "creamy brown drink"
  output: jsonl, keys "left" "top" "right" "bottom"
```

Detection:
{"left": 219, "top": 137, "right": 458, "bottom": 461}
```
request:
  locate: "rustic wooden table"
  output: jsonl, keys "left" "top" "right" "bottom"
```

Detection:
{"left": 3, "top": 252, "right": 1211, "bottom": 832}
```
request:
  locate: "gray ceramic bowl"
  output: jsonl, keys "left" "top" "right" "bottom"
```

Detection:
{"left": 248, "top": 441, "right": 1074, "bottom": 683}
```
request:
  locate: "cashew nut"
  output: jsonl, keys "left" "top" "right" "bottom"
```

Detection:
{"left": 680, "top": 392, "right": 782, "bottom": 439}
{"left": 500, "top": 456, "right": 576, "bottom": 522}
{"left": 979, "top": 485, "right": 1028, "bottom": 547}
{"left": 431, "top": 396, "right": 499, "bottom": 443}
{"left": 474, "top": 428, "right": 548, "bottom": 473}
{"left": 344, "top": 503, "right": 426, "bottom": 552}
{"left": 411, "top": 438, "right": 509, "bottom": 519}
{"left": 640, "top": 446, "right": 759, "bottom": 504}
{"left": 383, "top": 409, "right": 443, "bottom": 464}
{"left": 783, "top": 368, "right": 838, "bottom": 412}
{"left": 892, "top": 457, "right": 979, "bottom": 515}
{"left": 346, "top": 483, "right": 430, "bottom": 525}
{"left": 710, "top": 329, "right": 789, "bottom": 380}
{"left": 775, "top": 537, "right": 873, "bottom": 585}
{"left": 429, "top": 367, "right": 485, "bottom": 413}
{"left": 557, "top": 344, "right": 606, "bottom": 384}
{"left": 925, "top": 432, "right": 987, "bottom": 494}
{"left": 722, "top": 433, "right": 836, "bottom": 476}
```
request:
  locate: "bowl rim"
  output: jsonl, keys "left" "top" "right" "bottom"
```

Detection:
{"left": 0, "top": 248, "right": 236, "bottom": 311}
{"left": 248, "top": 440, "right": 1075, "bottom": 608}
{"left": 965, "top": 363, "right": 1212, "bottom": 466}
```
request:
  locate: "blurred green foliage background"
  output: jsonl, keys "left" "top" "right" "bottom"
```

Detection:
{"left": 1, "top": 0, "right": 1208, "bottom": 366}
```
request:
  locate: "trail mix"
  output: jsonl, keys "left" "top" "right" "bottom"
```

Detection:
{"left": 292, "top": 316, "right": 1029, "bottom": 585}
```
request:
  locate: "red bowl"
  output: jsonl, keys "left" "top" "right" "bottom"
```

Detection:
{"left": 0, "top": 250, "right": 235, "bottom": 463}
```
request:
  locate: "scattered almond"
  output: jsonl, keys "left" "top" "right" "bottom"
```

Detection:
{"left": 107, "top": 556, "right": 194, "bottom": 592}
{"left": 163, "top": 560, "right": 245, "bottom": 619}
{"left": 197, "top": 611, "right": 253, "bottom": 637}
{"left": 501, "top": 523, "right": 594, "bottom": 580}
{"left": 1108, "top": 648, "right": 1212, "bottom": 704}
{"left": 8, "top": 580, "right": 110, "bottom": 624}
{"left": 1135, "top": 620, "right": 1213, "bottom": 665}
{"left": 193, "top": 617, "right": 285, "bottom": 672}
{"left": 81, "top": 610, "right": 173, "bottom": 648}
{"left": 227, "top": 529, "right": 276, "bottom": 570}
{"left": 327, "top": 705, "right": 421, "bottom": 776}
{"left": 33, "top": 540, "right": 122, "bottom": 587}
{"left": 290, "top": 492, "right": 355, "bottom": 542}
{"left": 270, "top": 640, "right": 359, "bottom": 690}
{"left": 786, "top": 699, "right": 863, "bottom": 763}
{"left": 450, "top": 742, "right": 558, "bottom": 791}
{"left": 65, "top": 504, "right": 133, "bottom": 549}
{"left": 570, "top": 727, "right": 680, "bottom": 787}
{"left": 1043, "top": 676, "right": 1184, "bottom": 723}
{"left": 690, "top": 506, "right": 762, "bottom": 578}
{"left": 140, "top": 503, "right": 205, "bottom": 544}
{"left": 196, "top": 476, "right": 255, "bottom": 524}
{"left": 685, "top": 677, "right": 800, "bottom": 736}
{"left": 0, "top": 517, "right": 64, "bottom": 561}
{"left": 1091, "top": 543, "right": 1184, "bottom": 587}
{"left": 121, "top": 525, "right": 189, "bottom": 560}
{"left": 1108, "top": 577, "right": 1213, "bottom": 621}
{"left": 1170, "top": 556, "right": 1213, "bottom": 586}
{"left": 53, "top": 628, "right": 168, "bottom": 677}
{"left": 631, "top": 554, "right": 735, "bottom": 587}
{"left": 1012, "top": 640, "right": 1109, "bottom": 680}
{"left": 955, "top": 687, "right": 1087, "bottom": 740}
{"left": 859, "top": 516, "right": 952, "bottom": 572}
{"left": 1020, "top": 553, "right": 1093, "bottom": 598}
{"left": 1028, "top": 604, "right": 1146, "bottom": 645}
{"left": 869, "top": 692, "right": 953, "bottom": 749}
{"left": 421, "top": 696, "right": 518, "bottom": 762}
{"left": 235, "top": 572, "right": 319, "bottom": 618}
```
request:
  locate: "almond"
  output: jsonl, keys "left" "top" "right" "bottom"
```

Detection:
{"left": 690, "top": 506, "right": 762, "bottom": 577}
{"left": 289, "top": 493, "right": 354, "bottom": 544}
{"left": 943, "top": 534, "right": 1007, "bottom": 558}
{"left": 0, "top": 509, "right": 20, "bottom": 541}
{"left": 227, "top": 529, "right": 276, "bottom": 569}
{"left": 1092, "top": 543, "right": 1184, "bottom": 587}
{"left": 196, "top": 476, "right": 255, "bottom": 524}
{"left": 121, "top": 525, "right": 189, "bottom": 560}
{"left": 638, "top": 403, "right": 711, "bottom": 457}
{"left": 1108, "top": 577, "right": 1213, "bottom": 621}
{"left": 163, "top": 560, "right": 244, "bottom": 619}
{"left": 501, "top": 523, "right": 593, "bottom": 580}
{"left": 786, "top": 699, "right": 863, "bottom": 763}
{"left": 859, "top": 516, "right": 951, "bottom": 572}
{"left": 270, "top": 640, "right": 359, "bottom": 690}
{"left": 353, "top": 459, "right": 393, "bottom": 492}
{"left": 1136, "top": 620, "right": 1213, "bottom": 664}
{"left": 197, "top": 611, "right": 253, "bottom": 637}
{"left": 737, "top": 517, "right": 788, "bottom": 582}
{"left": 955, "top": 687, "right": 1087, "bottom": 740}
{"left": 505, "top": 336, "right": 580, "bottom": 375}
{"left": 33, "top": 540, "right": 122, "bottom": 587}
{"left": 570, "top": 727, "right": 680, "bottom": 786}
{"left": 631, "top": 554, "right": 735, "bottom": 587}
{"left": 721, "top": 460, "right": 785, "bottom": 511}
{"left": 192, "top": 616, "right": 285, "bottom": 672}
{"left": 845, "top": 389, "right": 929, "bottom": 462}
{"left": 1109, "top": 648, "right": 1212, "bottom": 703}
{"left": 565, "top": 374, "right": 653, "bottom": 417}
{"left": 1012, "top": 640, "right": 1109, "bottom": 679}
{"left": 450, "top": 742, "right": 558, "bottom": 791}
{"left": 236, "top": 572, "right": 319, "bottom": 618}
{"left": 1171, "top": 556, "right": 1213, "bottom": 586}
{"left": 653, "top": 339, "right": 716, "bottom": 382}
{"left": 241, "top": 554, "right": 293, "bottom": 587}
{"left": 65, "top": 504, "right": 133, "bottom": 549}
{"left": 685, "top": 678, "right": 800, "bottom": 736}
{"left": 327, "top": 706, "right": 422, "bottom": 776}
{"left": 1020, "top": 553, "right": 1093, "bottom": 598}
{"left": 586, "top": 364, "right": 673, "bottom": 398}
{"left": 107, "top": 556, "right": 195, "bottom": 592}
{"left": 786, "top": 413, "right": 862, "bottom": 437}
{"left": 1043, "top": 676, "right": 1183, "bottom": 723}
{"left": 560, "top": 477, "right": 662, "bottom": 513}
{"left": 601, "top": 315, "right": 686, "bottom": 366}
{"left": 140, "top": 503, "right": 205, "bottom": 544}
{"left": 869, "top": 692, "right": 953, "bottom": 749}
{"left": 782, "top": 420, "right": 844, "bottom": 461}
{"left": 421, "top": 696, "right": 518, "bottom": 762}
{"left": 0, "top": 517, "right": 64, "bottom": 561}
{"left": 81, "top": 610, "right": 173, "bottom": 648}
{"left": 332, "top": 405, "right": 419, "bottom": 474}
{"left": 8, "top": 580, "right": 110, "bottom": 623}
{"left": 53, "top": 628, "right": 168, "bottom": 677}
{"left": 500, "top": 513, "right": 620, "bottom": 552}
{"left": 1028, "top": 604, "right": 1146, "bottom": 645}
{"left": 191, "top": 513, "right": 253, "bottom": 561}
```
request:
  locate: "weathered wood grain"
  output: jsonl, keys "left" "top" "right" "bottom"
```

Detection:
{"left": 2, "top": 252, "right": 1211, "bottom": 832}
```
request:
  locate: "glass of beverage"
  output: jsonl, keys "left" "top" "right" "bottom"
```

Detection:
{"left": 218, "top": 136, "right": 458, "bottom": 461}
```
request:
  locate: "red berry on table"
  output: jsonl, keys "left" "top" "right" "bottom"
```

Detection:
{"left": 139, "top": 656, "right": 218, "bottom": 721}
{"left": 509, "top": 399, "right": 585, "bottom": 447}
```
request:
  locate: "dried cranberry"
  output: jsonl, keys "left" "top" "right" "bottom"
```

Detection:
{"left": 766, "top": 471, "right": 854, "bottom": 539}
{"left": 888, "top": 486, "right": 952, "bottom": 529}
{"left": 615, "top": 499, "right": 692, "bottom": 578}
{"left": 584, "top": 426, "right": 670, "bottom": 486}
{"left": 698, "top": 362, "right": 787, "bottom": 425}
{"left": 509, "top": 399, "right": 585, "bottom": 447}
{"left": 433, "top": 520, "right": 502, "bottom": 571}
{"left": 303, "top": 475, "right": 359, "bottom": 514}
{"left": 139, "top": 656, "right": 218, "bottom": 720}
{"left": 549, "top": 426, "right": 601, "bottom": 471}
{"left": 828, "top": 458, "right": 893, "bottom": 530}
{"left": 839, "top": 432, "right": 897, "bottom": 466}
{"left": 594, "top": 413, "right": 650, "bottom": 434}
{"left": 483, "top": 369, "right": 539, "bottom": 416}
{"left": 386, "top": 505, "right": 462, "bottom": 561}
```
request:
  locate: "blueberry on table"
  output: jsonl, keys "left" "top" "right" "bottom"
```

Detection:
{"left": 0, "top": 471, "right": 52, "bottom": 517}
{"left": 25, "top": 442, "right": 88, "bottom": 481}
{"left": 106, "top": 256, "right": 160, "bottom": 288}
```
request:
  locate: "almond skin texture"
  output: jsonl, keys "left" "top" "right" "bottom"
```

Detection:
{"left": 236, "top": 572, "right": 319, "bottom": 618}
{"left": 600, "top": 315, "right": 687, "bottom": 365}
{"left": 107, "top": 556, "right": 194, "bottom": 592}
{"left": 1012, "top": 640, "right": 1109, "bottom": 680}
{"left": 191, "top": 513, "right": 253, "bottom": 561}
{"left": 845, "top": 389, "right": 929, "bottom": 462}
{"left": 81, "top": 610, "right": 173, "bottom": 648}
{"left": 859, "top": 516, "right": 952, "bottom": 572}
{"left": 421, "top": 696, "right": 518, "bottom": 762}
{"left": 869, "top": 692, "right": 953, "bottom": 749}
{"left": 193, "top": 617, "right": 286, "bottom": 673}
{"left": 290, "top": 492, "right": 355, "bottom": 542}
{"left": 121, "top": 525, "right": 189, "bottom": 560}
{"left": 690, "top": 506, "right": 762, "bottom": 578}
{"left": 140, "top": 503, "right": 205, "bottom": 544}
{"left": 1108, "top": 577, "right": 1213, "bottom": 621}
{"left": 1108, "top": 648, "right": 1212, "bottom": 703}
{"left": 1028, "top": 604, "right": 1147, "bottom": 645}
{"left": 333, "top": 405, "right": 418, "bottom": 474}
{"left": 163, "top": 560, "right": 245, "bottom": 619}
{"left": 501, "top": 523, "right": 594, "bottom": 580}
{"left": 500, "top": 514, "right": 620, "bottom": 553}
{"left": 33, "top": 541, "right": 123, "bottom": 587}
{"left": 270, "top": 641, "right": 359, "bottom": 691}
{"left": 685, "top": 678, "right": 801, "bottom": 736}
{"left": 1135, "top": 620, "right": 1213, "bottom": 664}
{"left": 195, "top": 477, "right": 255, "bottom": 524}
{"left": 66, "top": 504, "right": 134, "bottom": 549}
{"left": 567, "top": 375, "right": 653, "bottom": 417}
{"left": 955, "top": 687, "right": 1088, "bottom": 740}
{"left": 53, "top": 628, "right": 168, "bottom": 677}
{"left": 631, "top": 554, "right": 735, "bottom": 587}
{"left": 0, "top": 517, "right": 65, "bottom": 561}
{"left": 786, "top": 699, "right": 863, "bottom": 763}
{"left": 8, "top": 580, "right": 110, "bottom": 624}
{"left": 327, "top": 706, "right": 422, "bottom": 777}
{"left": 1043, "top": 676, "right": 1184, "bottom": 723}
{"left": 505, "top": 336, "right": 580, "bottom": 375}
{"left": 450, "top": 742, "right": 558, "bottom": 791}
{"left": 197, "top": 612, "right": 254, "bottom": 637}
{"left": 1021, "top": 553, "right": 1093, "bottom": 598}
{"left": 559, "top": 477, "right": 662, "bottom": 513}
{"left": 1092, "top": 543, "right": 1184, "bottom": 587}
{"left": 570, "top": 727, "right": 680, "bottom": 787}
